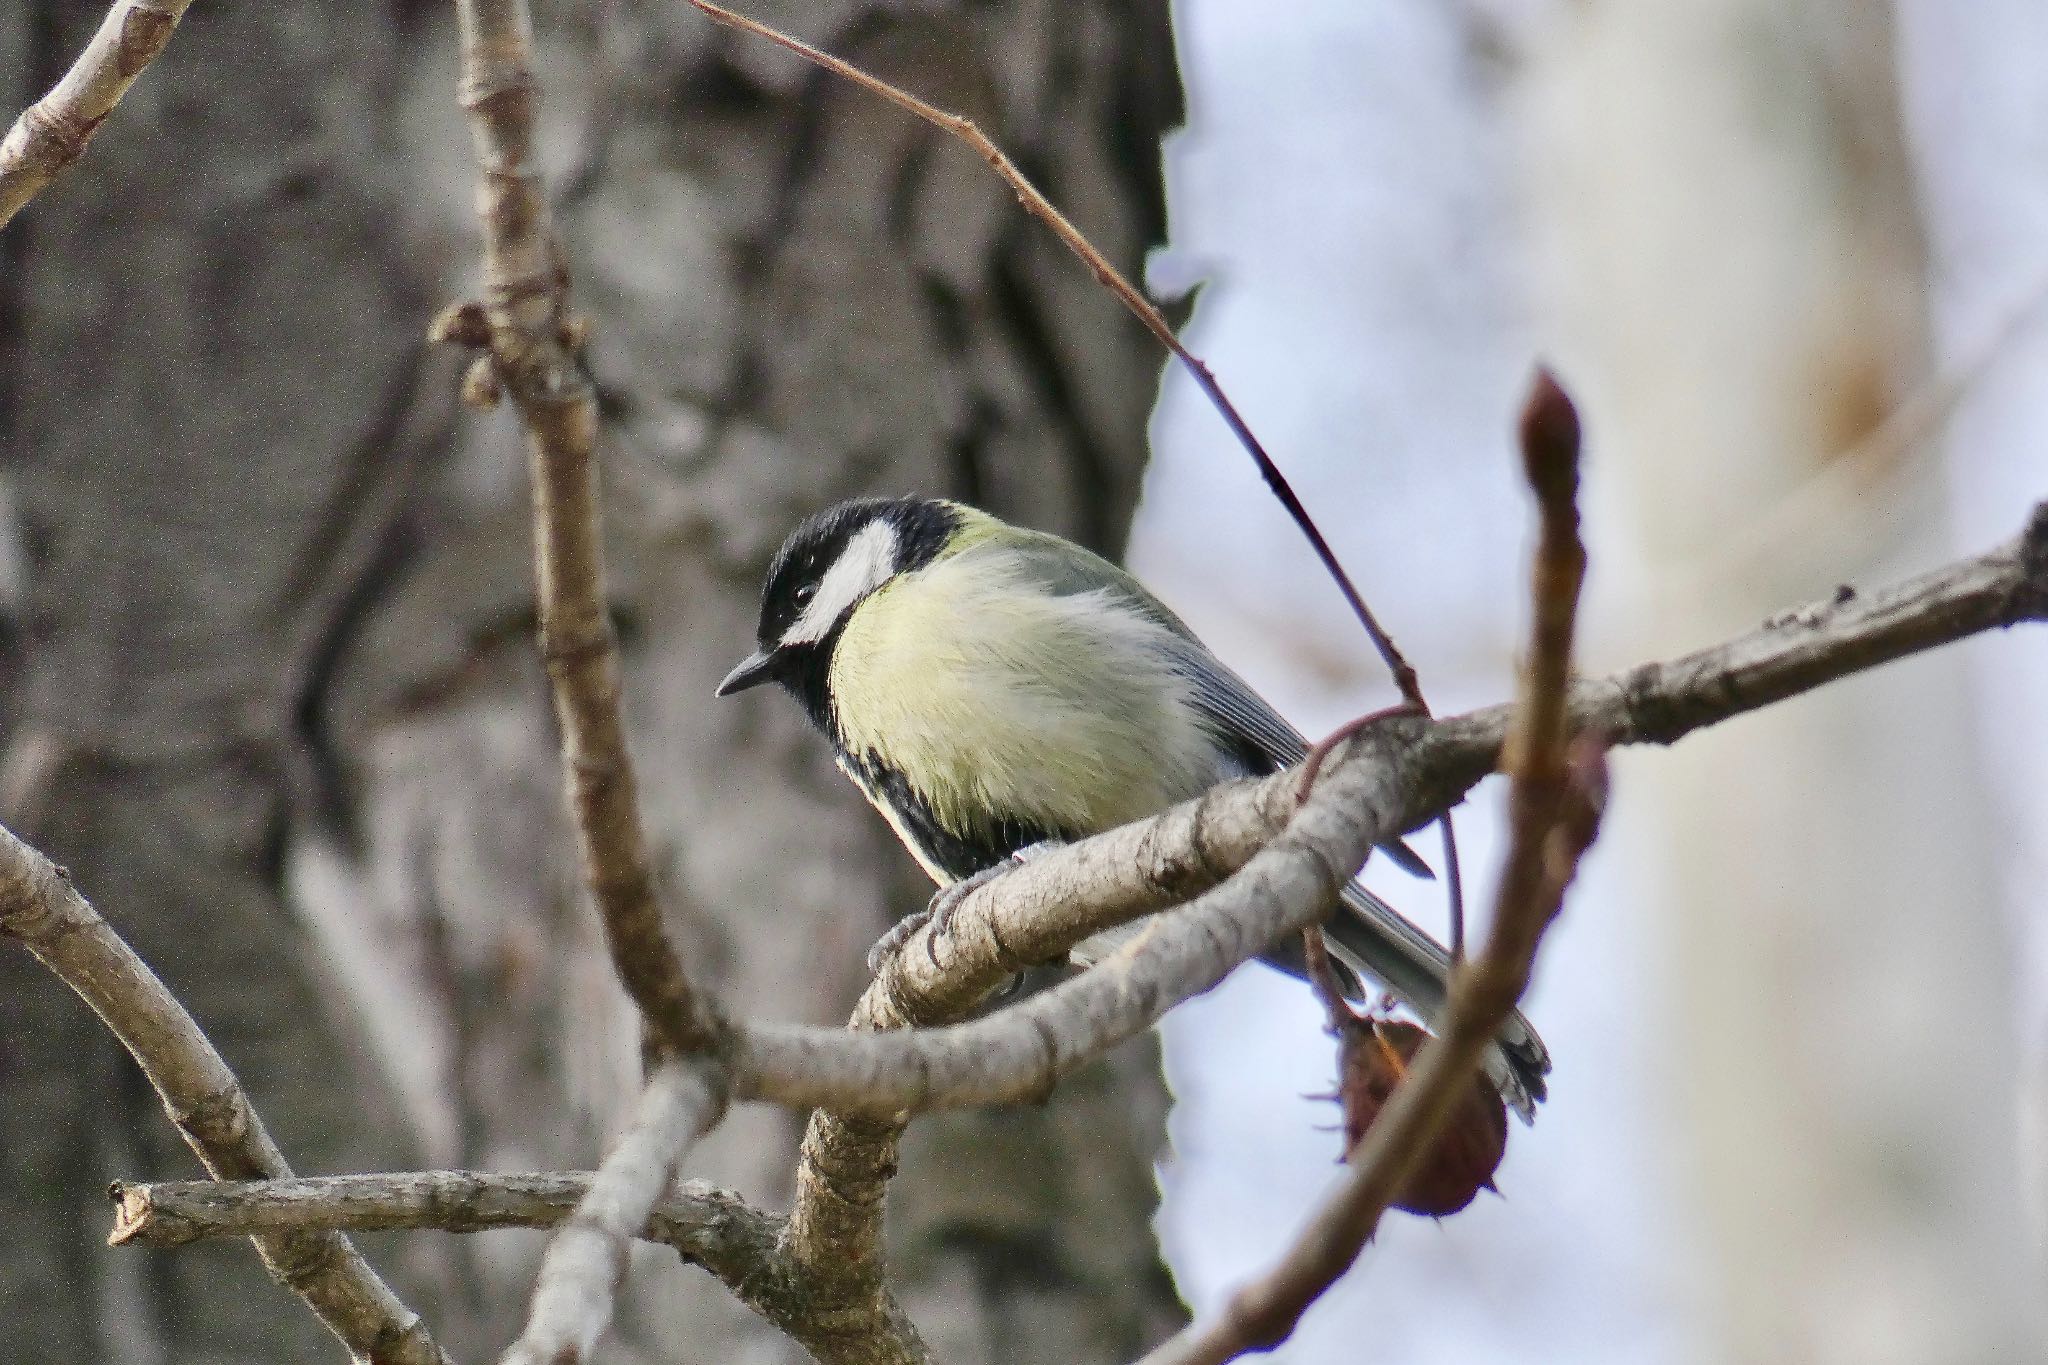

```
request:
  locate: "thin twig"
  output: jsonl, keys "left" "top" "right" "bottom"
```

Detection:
{"left": 0, "top": 0, "right": 191, "bottom": 229}
{"left": 678, "top": 1, "right": 1415, "bottom": 698}
{"left": 110, "top": 1169, "right": 933, "bottom": 1365}
{"left": 0, "top": 824, "right": 452, "bottom": 1365}
{"left": 1135, "top": 367, "right": 1598, "bottom": 1365}
{"left": 1298, "top": 926, "right": 1356, "bottom": 1024}
{"left": 445, "top": 0, "right": 721, "bottom": 1057}
{"left": 109, "top": 1170, "right": 761, "bottom": 1255}
{"left": 500, "top": 1061, "right": 726, "bottom": 1365}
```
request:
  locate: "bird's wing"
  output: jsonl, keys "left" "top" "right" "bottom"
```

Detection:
{"left": 1161, "top": 642, "right": 1434, "bottom": 880}
{"left": 984, "top": 533, "right": 1542, "bottom": 1111}
{"left": 987, "top": 530, "right": 1432, "bottom": 875}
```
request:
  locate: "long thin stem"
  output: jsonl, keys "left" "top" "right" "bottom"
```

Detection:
{"left": 678, "top": 0, "right": 1418, "bottom": 701}
{"left": 448, "top": 0, "right": 721, "bottom": 1058}
{"left": 1135, "top": 369, "right": 1597, "bottom": 1365}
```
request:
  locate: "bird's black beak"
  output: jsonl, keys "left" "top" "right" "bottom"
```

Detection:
{"left": 716, "top": 649, "right": 779, "bottom": 697}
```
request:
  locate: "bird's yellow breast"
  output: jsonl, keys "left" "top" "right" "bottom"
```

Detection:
{"left": 827, "top": 547, "right": 1222, "bottom": 846}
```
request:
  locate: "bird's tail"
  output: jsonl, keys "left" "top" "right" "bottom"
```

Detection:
{"left": 1322, "top": 882, "right": 1551, "bottom": 1123}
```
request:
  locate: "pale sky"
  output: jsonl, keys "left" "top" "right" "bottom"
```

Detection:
{"left": 1133, "top": 2, "right": 2048, "bottom": 1359}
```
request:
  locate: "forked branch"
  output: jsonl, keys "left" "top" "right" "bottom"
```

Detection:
{"left": 443, "top": 0, "right": 722, "bottom": 1060}
{"left": 0, "top": 825, "right": 452, "bottom": 1365}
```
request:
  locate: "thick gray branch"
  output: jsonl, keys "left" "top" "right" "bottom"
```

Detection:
{"left": 0, "top": 824, "right": 452, "bottom": 1365}
{"left": 730, "top": 503, "right": 2048, "bottom": 1118}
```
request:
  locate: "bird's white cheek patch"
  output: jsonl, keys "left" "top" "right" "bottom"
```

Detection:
{"left": 786, "top": 518, "right": 899, "bottom": 644}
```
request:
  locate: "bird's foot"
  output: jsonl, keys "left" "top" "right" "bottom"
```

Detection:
{"left": 865, "top": 841, "right": 1063, "bottom": 976}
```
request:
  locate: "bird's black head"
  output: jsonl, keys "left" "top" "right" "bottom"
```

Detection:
{"left": 715, "top": 496, "right": 960, "bottom": 714}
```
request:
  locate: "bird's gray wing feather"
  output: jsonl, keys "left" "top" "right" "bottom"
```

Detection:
{"left": 1323, "top": 883, "right": 1550, "bottom": 1121}
{"left": 987, "top": 534, "right": 1549, "bottom": 1113}
{"left": 1161, "top": 637, "right": 1435, "bottom": 879}
{"left": 989, "top": 533, "right": 1431, "bottom": 876}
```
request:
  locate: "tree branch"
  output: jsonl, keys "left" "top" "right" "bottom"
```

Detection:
{"left": 109, "top": 1171, "right": 761, "bottom": 1257}
{"left": 439, "top": 1, "right": 760, "bottom": 1354}
{"left": 1135, "top": 369, "right": 1600, "bottom": 1365}
{"left": 499, "top": 1061, "right": 725, "bottom": 1365}
{"left": 443, "top": 0, "right": 721, "bottom": 1059}
{"left": 108, "top": 1169, "right": 931, "bottom": 1364}
{"left": 0, "top": 0, "right": 190, "bottom": 229}
{"left": 750, "top": 496, "right": 2045, "bottom": 1324}
{"left": 0, "top": 824, "right": 453, "bottom": 1365}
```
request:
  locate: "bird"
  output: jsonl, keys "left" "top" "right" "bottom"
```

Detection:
{"left": 716, "top": 494, "right": 1549, "bottom": 1118}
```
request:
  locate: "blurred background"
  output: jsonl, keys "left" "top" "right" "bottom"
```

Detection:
{"left": 0, "top": 1, "right": 2042, "bottom": 1362}
{"left": 1143, "top": 3, "right": 2048, "bottom": 1361}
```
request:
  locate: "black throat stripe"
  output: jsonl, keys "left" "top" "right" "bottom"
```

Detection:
{"left": 841, "top": 747, "right": 1063, "bottom": 883}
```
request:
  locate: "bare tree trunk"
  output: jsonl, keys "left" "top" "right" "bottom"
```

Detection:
{"left": 8, "top": 2, "right": 1190, "bottom": 1360}
{"left": 0, "top": 4, "right": 441, "bottom": 1361}
{"left": 3, "top": 1, "right": 1183, "bottom": 1359}
{"left": 1528, "top": 3, "right": 2037, "bottom": 1359}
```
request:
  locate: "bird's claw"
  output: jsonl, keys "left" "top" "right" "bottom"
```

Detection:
{"left": 864, "top": 842, "right": 1062, "bottom": 977}
{"left": 864, "top": 863, "right": 1001, "bottom": 975}
{"left": 865, "top": 907, "right": 934, "bottom": 976}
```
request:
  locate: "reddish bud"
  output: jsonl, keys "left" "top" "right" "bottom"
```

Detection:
{"left": 1335, "top": 1016, "right": 1507, "bottom": 1217}
{"left": 1518, "top": 366, "right": 1582, "bottom": 510}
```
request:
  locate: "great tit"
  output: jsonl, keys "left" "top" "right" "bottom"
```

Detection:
{"left": 718, "top": 495, "right": 1549, "bottom": 1117}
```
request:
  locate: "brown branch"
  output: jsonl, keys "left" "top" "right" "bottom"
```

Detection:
{"left": 0, "top": 0, "right": 190, "bottom": 229}
{"left": 499, "top": 1061, "right": 725, "bottom": 1365}
{"left": 107, "top": 1171, "right": 932, "bottom": 1365}
{"left": 442, "top": 1, "right": 752, "bottom": 1354}
{"left": 1135, "top": 368, "right": 1599, "bottom": 1365}
{"left": 678, "top": 0, "right": 1416, "bottom": 700}
{"left": 444, "top": 0, "right": 721, "bottom": 1058}
{"left": 0, "top": 823, "right": 452, "bottom": 1365}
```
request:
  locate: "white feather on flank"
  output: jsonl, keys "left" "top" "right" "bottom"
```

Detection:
{"left": 785, "top": 518, "right": 900, "bottom": 645}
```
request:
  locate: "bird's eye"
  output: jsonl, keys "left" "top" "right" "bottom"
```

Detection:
{"left": 793, "top": 583, "right": 817, "bottom": 607}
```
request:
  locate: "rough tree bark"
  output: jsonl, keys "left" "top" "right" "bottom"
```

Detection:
{"left": 304, "top": 3, "right": 1177, "bottom": 1361}
{"left": 3, "top": 1, "right": 1184, "bottom": 1360}
{"left": 0, "top": 3, "right": 441, "bottom": 1361}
